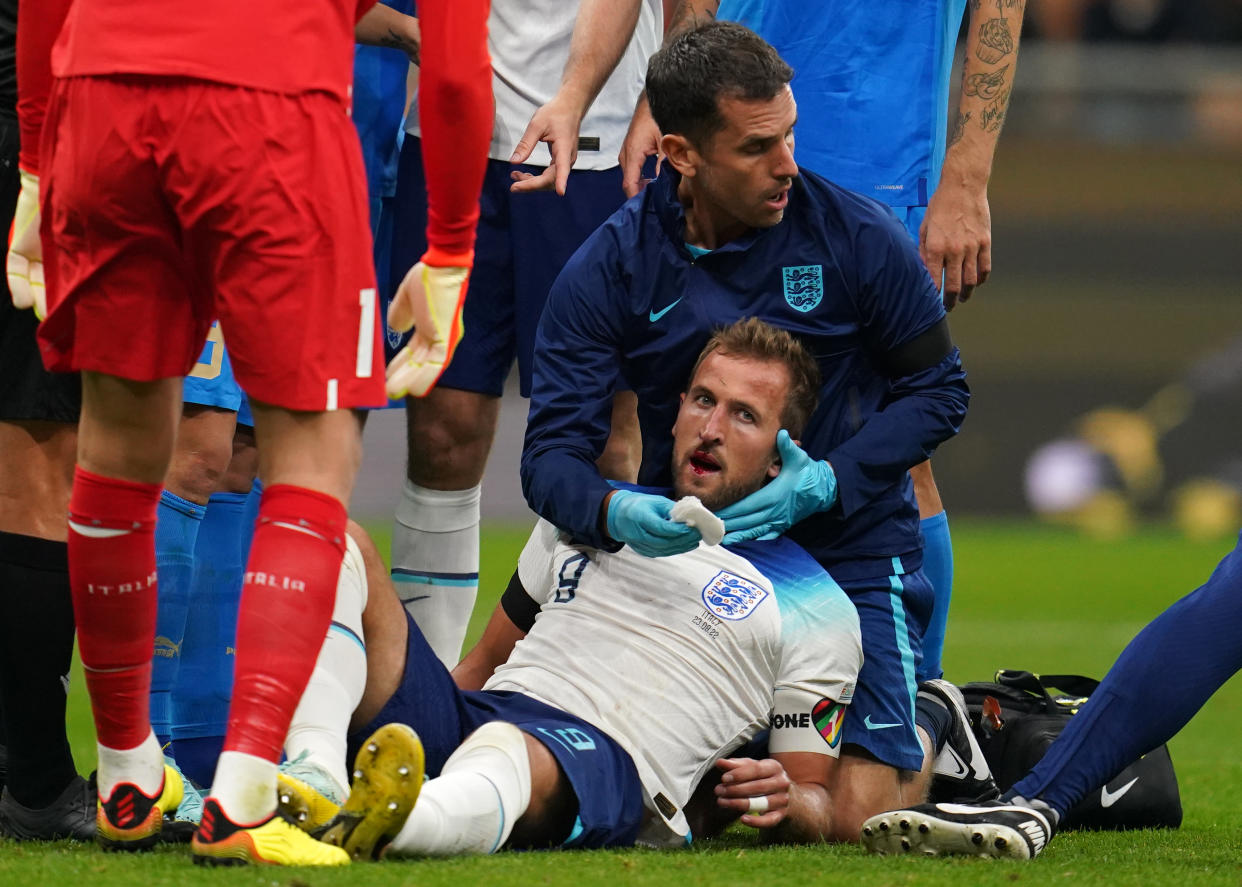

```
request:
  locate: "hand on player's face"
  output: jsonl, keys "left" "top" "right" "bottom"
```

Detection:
{"left": 671, "top": 352, "right": 788, "bottom": 512}
{"left": 688, "top": 87, "right": 799, "bottom": 238}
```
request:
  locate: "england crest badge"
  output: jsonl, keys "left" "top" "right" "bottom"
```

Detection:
{"left": 782, "top": 264, "right": 823, "bottom": 312}
{"left": 701, "top": 570, "right": 769, "bottom": 620}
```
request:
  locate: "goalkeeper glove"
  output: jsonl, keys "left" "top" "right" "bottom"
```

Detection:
{"left": 7, "top": 169, "right": 45, "bottom": 319}
{"left": 385, "top": 248, "right": 472, "bottom": 398}
{"left": 606, "top": 489, "right": 702, "bottom": 558}
{"left": 716, "top": 430, "right": 838, "bottom": 544}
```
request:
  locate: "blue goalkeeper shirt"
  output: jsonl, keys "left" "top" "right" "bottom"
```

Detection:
{"left": 520, "top": 168, "right": 969, "bottom": 577}
{"left": 716, "top": 0, "right": 968, "bottom": 208}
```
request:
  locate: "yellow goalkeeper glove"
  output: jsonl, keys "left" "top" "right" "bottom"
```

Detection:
{"left": 385, "top": 248, "right": 472, "bottom": 399}
{"left": 7, "top": 169, "right": 45, "bottom": 320}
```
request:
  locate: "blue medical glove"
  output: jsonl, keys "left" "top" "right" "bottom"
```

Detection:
{"left": 716, "top": 430, "right": 838, "bottom": 545}
{"left": 606, "top": 489, "right": 703, "bottom": 557}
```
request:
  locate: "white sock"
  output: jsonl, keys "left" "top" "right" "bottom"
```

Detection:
{"left": 392, "top": 481, "right": 480, "bottom": 667}
{"left": 284, "top": 535, "right": 369, "bottom": 798}
{"left": 388, "top": 722, "right": 532, "bottom": 857}
{"left": 97, "top": 730, "right": 163, "bottom": 798}
{"left": 210, "top": 751, "right": 279, "bottom": 825}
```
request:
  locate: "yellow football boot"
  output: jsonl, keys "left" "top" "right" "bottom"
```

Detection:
{"left": 320, "top": 723, "right": 424, "bottom": 860}
{"left": 191, "top": 797, "right": 349, "bottom": 866}
{"left": 97, "top": 762, "right": 184, "bottom": 851}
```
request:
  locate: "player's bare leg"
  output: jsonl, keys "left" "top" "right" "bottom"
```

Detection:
{"left": 72, "top": 373, "right": 185, "bottom": 849}
{"left": 191, "top": 403, "right": 358, "bottom": 866}
{"left": 825, "top": 746, "right": 932, "bottom": 843}
{"left": 0, "top": 420, "right": 76, "bottom": 539}
{"left": 910, "top": 459, "right": 952, "bottom": 681}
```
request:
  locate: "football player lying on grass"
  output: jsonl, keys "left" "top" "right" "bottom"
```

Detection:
{"left": 276, "top": 320, "right": 866, "bottom": 856}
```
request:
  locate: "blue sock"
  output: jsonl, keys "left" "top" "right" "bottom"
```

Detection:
{"left": 917, "top": 511, "right": 953, "bottom": 682}
{"left": 152, "top": 491, "right": 206, "bottom": 747}
{"left": 170, "top": 488, "right": 254, "bottom": 787}
{"left": 1008, "top": 532, "right": 1242, "bottom": 819}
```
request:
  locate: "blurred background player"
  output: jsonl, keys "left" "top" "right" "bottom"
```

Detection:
{"left": 381, "top": 0, "right": 662, "bottom": 668}
{"left": 35, "top": 0, "right": 488, "bottom": 867}
{"left": 1023, "top": 335, "right": 1242, "bottom": 540}
{"left": 0, "top": 0, "right": 91, "bottom": 842}
{"left": 621, "top": 0, "right": 1027, "bottom": 682}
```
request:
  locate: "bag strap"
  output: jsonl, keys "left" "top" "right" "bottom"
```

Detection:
{"left": 994, "top": 669, "right": 1098, "bottom": 712}
{"left": 1037, "top": 673, "right": 1100, "bottom": 698}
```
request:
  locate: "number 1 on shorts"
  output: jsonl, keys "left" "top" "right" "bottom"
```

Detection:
{"left": 356, "top": 287, "right": 376, "bottom": 378}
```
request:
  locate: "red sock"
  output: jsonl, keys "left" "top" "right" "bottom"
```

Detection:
{"left": 223, "top": 484, "right": 347, "bottom": 761}
{"left": 68, "top": 467, "right": 161, "bottom": 751}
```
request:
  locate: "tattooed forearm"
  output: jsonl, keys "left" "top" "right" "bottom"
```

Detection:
{"left": 975, "top": 18, "right": 1014, "bottom": 64}
{"left": 949, "top": 111, "right": 971, "bottom": 147}
{"left": 980, "top": 86, "right": 1011, "bottom": 132}
{"left": 963, "top": 65, "right": 1008, "bottom": 99}
{"left": 381, "top": 26, "right": 419, "bottom": 61}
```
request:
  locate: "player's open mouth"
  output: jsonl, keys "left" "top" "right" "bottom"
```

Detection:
{"left": 690, "top": 450, "right": 721, "bottom": 476}
{"left": 765, "top": 186, "right": 790, "bottom": 210}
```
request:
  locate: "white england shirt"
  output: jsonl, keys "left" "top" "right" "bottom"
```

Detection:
{"left": 484, "top": 518, "right": 862, "bottom": 843}
{"left": 406, "top": 0, "right": 661, "bottom": 169}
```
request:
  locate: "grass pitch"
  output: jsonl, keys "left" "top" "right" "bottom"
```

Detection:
{"left": 4, "top": 519, "right": 1242, "bottom": 885}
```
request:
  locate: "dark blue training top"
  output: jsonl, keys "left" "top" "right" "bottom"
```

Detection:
{"left": 520, "top": 167, "right": 969, "bottom": 579}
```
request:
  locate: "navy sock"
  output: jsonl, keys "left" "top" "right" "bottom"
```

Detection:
{"left": 0, "top": 531, "right": 78, "bottom": 807}
{"left": 170, "top": 489, "right": 251, "bottom": 787}
{"left": 152, "top": 491, "right": 205, "bottom": 747}
{"left": 915, "top": 690, "right": 954, "bottom": 755}
{"left": 917, "top": 511, "right": 952, "bottom": 682}
{"left": 1009, "top": 532, "right": 1242, "bottom": 818}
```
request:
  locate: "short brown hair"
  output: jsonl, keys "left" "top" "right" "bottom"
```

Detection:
{"left": 688, "top": 318, "right": 821, "bottom": 436}
{"left": 646, "top": 21, "right": 794, "bottom": 147}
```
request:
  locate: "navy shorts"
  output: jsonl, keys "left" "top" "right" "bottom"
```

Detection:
{"left": 836, "top": 560, "right": 934, "bottom": 772}
{"left": 384, "top": 138, "right": 627, "bottom": 396}
{"left": 349, "top": 612, "right": 645, "bottom": 849}
{"left": 183, "top": 321, "right": 253, "bottom": 426}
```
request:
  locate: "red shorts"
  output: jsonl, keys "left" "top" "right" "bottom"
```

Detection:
{"left": 37, "top": 76, "right": 385, "bottom": 411}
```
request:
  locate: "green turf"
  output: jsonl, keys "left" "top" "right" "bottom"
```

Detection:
{"left": 6, "top": 520, "right": 1242, "bottom": 884}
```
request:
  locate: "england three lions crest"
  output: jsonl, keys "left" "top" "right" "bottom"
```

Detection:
{"left": 701, "top": 570, "right": 769, "bottom": 620}
{"left": 782, "top": 264, "right": 823, "bottom": 312}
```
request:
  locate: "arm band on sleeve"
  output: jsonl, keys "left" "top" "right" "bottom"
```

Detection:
{"left": 880, "top": 318, "right": 954, "bottom": 379}
{"left": 500, "top": 569, "right": 541, "bottom": 633}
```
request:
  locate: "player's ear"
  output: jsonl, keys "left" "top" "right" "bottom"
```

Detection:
{"left": 661, "top": 133, "right": 698, "bottom": 178}
{"left": 766, "top": 447, "right": 782, "bottom": 479}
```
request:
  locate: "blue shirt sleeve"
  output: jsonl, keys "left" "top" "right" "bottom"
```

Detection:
{"left": 827, "top": 205, "right": 970, "bottom": 518}
{"left": 520, "top": 229, "right": 628, "bottom": 549}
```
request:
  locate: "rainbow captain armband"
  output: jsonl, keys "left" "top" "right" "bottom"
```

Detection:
{"left": 385, "top": 247, "right": 473, "bottom": 399}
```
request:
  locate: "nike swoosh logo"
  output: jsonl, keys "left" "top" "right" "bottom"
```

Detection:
{"left": 1100, "top": 776, "right": 1138, "bottom": 808}
{"left": 648, "top": 298, "right": 683, "bottom": 322}
{"left": 864, "top": 715, "right": 902, "bottom": 730}
{"left": 938, "top": 744, "right": 970, "bottom": 779}
{"left": 399, "top": 594, "right": 430, "bottom": 604}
